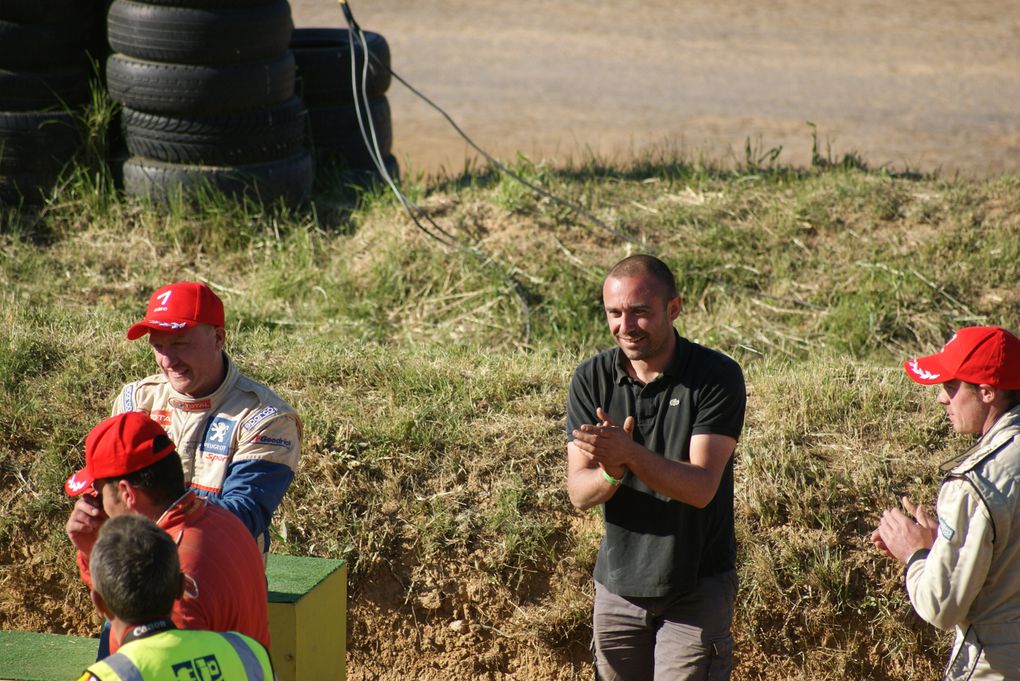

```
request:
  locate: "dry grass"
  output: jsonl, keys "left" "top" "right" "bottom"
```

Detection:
{"left": 1, "top": 152, "right": 1018, "bottom": 678}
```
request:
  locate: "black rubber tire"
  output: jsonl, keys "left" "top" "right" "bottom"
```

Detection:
{"left": 107, "top": 151, "right": 129, "bottom": 191}
{"left": 122, "top": 97, "right": 307, "bottom": 165}
{"left": 121, "top": 0, "right": 276, "bottom": 7}
{"left": 0, "top": 19, "right": 94, "bottom": 68}
{"left": 0, "top": 64, "right": 93, "bottom": 110}
{"left": 334, "top": 153, "right": 399, "bottom": 189}
{"left": 122, "top": 151, "right": 314, "bottom": 206}
{"left": 0, "top": 110, "right": 84, "bottom": 173}
{"left": 308, "top": 96, "right": 392, "bottom": 168}
{"left": 106, "top": 52, "right": 295, "bottom": 115}
{"left": 0, "top": 170, "right": 61, "bottom": 204}
{"left": 86, "top": 1, "right": 114, "bottom": 77}
{"left": 290, "top": 28, "right": 390, "bottom": 107}
{"left": 108, "top": 0, "right": 292, "bottom": 66}
{"left": 381, "top": 153, "right": 399, "bottom": 183}
{"left": 0, "top": 0, "right": 93, "bottom": 23}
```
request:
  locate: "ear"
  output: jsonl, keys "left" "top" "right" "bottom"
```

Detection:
{"left": 667, "top": 295, "right": 682, "bottom": 322}
{"left": 977, "top": 384, "right": 998, "bottom": 405}
{"left": 117, "top": 480, "right": 139, "bottom": 511}
{"left": 214, "top": 327, "right": 226, "bottom": 351}
{"left": 90, "top": 589, "right": 112, "bottom": 621}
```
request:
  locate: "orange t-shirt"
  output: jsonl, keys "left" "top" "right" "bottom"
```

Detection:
{"left": 77, "top": 491, "right": 270, "bottom": 653}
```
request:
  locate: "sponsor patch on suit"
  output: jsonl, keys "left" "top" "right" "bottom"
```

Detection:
{"left": 202, "top": 417, "right": 237, "bottom": 456}
{"left": 252, "top": 434, "right": 292, "bottom": 448}
{"left": 242, "top": 406, "right": 278, "bottom": 432}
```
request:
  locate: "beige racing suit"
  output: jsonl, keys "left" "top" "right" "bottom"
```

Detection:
{"left": 113, "top": 355, "right": 301, "bottom": 553}
{"left": 906, "top": 405, "right": 1020, "bottom": 681}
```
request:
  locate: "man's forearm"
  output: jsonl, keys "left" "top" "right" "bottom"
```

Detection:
{"left": 618, "top": 434, "right": 735, "bottom": 508}
{"left": 623, "top": 449, "right": 718, "bottom": 507}
{"left": 568, "top": 465, "right": 623, "bottom": 510}
{"left": 203, "top": 459, "right": 294, "bottom": 544}
{"left": 567, "top": 440, "right": 623, "bottom": 510}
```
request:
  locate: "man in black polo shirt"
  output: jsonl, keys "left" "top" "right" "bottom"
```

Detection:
{"left": 567, "top": 254, "right": 746, "bottom": 680}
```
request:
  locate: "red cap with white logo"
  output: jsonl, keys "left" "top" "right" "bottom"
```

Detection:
{"left": 903, "top": 326, "right": 1020, "bottom": 389}
{"left": 127, "top": 281, "right": 225, "bottom": 340}
{"left": 64, "top": 412, "right": 176, "bottom": 496}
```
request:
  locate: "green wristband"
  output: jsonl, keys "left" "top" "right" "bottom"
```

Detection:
{"left": 601, "top": 469, "right": 622, "bottom": 486}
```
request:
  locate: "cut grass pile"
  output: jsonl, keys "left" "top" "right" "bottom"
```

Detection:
{"left": 1, "top": 147, "right": 1018, "bottom": 679}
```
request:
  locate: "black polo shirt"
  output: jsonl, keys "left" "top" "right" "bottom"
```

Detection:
{"left": 567, "top": 332, "right": 746, "bottom": 597}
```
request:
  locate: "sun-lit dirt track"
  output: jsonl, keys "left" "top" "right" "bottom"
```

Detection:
{"left": 291, "top": 0, "right": 1020, "bottom": 178}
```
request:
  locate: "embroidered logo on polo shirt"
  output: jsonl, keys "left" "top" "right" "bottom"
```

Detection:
{"left": 669, "top": 398, "right": 680, "bottom": 406}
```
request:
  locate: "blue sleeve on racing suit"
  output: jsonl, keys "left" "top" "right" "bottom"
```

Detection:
{"left": 195, "top": 459, "right": 294, "bottom": 552}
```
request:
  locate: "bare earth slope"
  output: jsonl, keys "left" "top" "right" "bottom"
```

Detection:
{"left": 291, "top": 0, "right": 1019, "bottom": 178}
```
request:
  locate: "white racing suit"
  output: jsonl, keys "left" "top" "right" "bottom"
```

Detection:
{"left": 905, "top": 405, "right": 1020, "bottom": 681}
{"left": 113, "top": 355, "right": 301, "bottom": 553}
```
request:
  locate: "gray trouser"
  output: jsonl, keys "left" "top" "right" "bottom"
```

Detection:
{"left": 593, "top": 571, "right": 737, "bottom": 681}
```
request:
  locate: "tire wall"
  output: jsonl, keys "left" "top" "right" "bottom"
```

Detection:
{"left": 0, "top": 3, "right": 101, "bottom": 203}
{"left": 291, "top": 27, "right": 396, "bottom": 177}
{"left": 106, "top": 0, "right": 313, "bottom": 206}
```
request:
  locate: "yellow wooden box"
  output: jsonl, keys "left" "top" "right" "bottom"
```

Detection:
{"left": 266, "top": 554, "right": 347, "bottom": 681}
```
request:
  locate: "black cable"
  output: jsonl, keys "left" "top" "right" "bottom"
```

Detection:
{"left": 338, "top": 1, "right": 533, "bottom": 342}
{"left": 381, "top": 65, "right": 655, "bottom": 253}
{"left": 339, "top": 1, "right": 461, "bottom": 248}
{"left": 337, "top": 0, "right": 652, "bottom": 254}
{"left": 335, "top": 1, "right": 771, "bottom": 342}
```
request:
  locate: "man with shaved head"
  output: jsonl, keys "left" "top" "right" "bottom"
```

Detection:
{"left": 567, "top": 254, "right": 747, "bottom": 680}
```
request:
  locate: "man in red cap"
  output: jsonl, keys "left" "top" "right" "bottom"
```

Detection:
{"left": 65, "top": 412, "right": 270, "bottom": 656}
{"left": 873, "top": 326, "right": 1020, "bottom": 680}
{"left": 87, "top": 281, "right": 301, "bottom": 556}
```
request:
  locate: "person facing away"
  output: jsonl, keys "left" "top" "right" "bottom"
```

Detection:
{"left": 566, "top": 254, "right": 747, "bottom": 681}
{"left": 873, "top": 326, "right": 1020, "bottom": 681}
{"left": 76, "top": 513, "right": 275, "bottom": 681}
{"left": 65, "top": 412, "right": 270, "bottom": 655}
{"left": 114, "top": 280, "right": 301, "bottom": 554}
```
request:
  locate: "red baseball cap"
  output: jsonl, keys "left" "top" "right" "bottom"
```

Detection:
{"left": 64, "top": 413, "right": 176, "bottom": 496}
{"left": 127, "top": 282, "right": 225, "bottom": 340}
{"left": 903, "top": 326, "right": 1020, "bottom": 389}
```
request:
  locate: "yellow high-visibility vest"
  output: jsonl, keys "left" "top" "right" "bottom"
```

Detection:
{"left": 78, "top": 629, "right": 273, "bottom": 681}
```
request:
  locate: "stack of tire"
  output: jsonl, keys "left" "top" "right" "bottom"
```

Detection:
{"left": 106, "top": 0, "right": 313, "bottom": 207}
{"left": 291, "top": 28, "right": 398, "bottom": 182}
{"left": 0, "top": 1, "right": 103, "bottom": 204}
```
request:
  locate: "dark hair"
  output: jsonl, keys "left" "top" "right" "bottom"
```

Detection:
{"left": 606, "top": 254, "right": 678, "bottom": 299}
{"left": 1000, "top": 388, "right": 1020, "bottom": 409}
{"left": 90, "top": 514, "right": 180, "bottom": 623}
{"left": 101, "top": 450, "right": 186, "bottom": 508}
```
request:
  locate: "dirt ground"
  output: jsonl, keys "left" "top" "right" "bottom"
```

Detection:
{"left": 291, "top": 0, "right": 1020, "bottom": 178}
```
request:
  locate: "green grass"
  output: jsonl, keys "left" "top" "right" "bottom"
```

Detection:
{"left": 2, "top": 138, "right": 1018, "bottom": 679}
